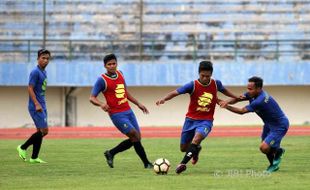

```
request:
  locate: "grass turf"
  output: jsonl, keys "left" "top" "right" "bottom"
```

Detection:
{"left": 1, "top": 136, "right": 310, "bottom": 190}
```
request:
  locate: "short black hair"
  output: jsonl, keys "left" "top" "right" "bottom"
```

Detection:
{"left": 103, "top": 53, "right": 117, "bottom": 65}
{"left": 248, "top": 76, "right": 263, "bottom": 88}
{"left": 37, "top": 48, "right": 51, "bottom": 58}
{"left": 199, "top": 61, "right": 213, "bottom": 73}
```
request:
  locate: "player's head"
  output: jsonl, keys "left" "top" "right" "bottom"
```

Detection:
{"left": 198, "top": 61, "right": 213, "bottom": 85}
{"left": 247, "top": 76, "right": 263, "bottom": 98}
{"left": 37, "top": 49, "right": 51, "bottom": 69}
{"left": 103, "top": 53, "right": 117, "bottom": 74}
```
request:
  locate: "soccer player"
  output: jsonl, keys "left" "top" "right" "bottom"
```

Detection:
{"left": 17, "top": 49, "right": 51, "bottom": 164}
{"left": 90, "top": 53, "right": 153, "bottom": 169}
{"left": 220, "top": 76, "right": 288, "bottom": 173}
{"left": 156, "top": 61, "right": 238, "bottom": 174}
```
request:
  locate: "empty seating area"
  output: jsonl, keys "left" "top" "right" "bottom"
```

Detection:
{"left": 0, "top": 0, "right": 310, "bottom": 62}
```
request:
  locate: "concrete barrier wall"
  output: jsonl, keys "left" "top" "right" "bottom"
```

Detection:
{"left": 0, "top": 86, "right": 309, "bottom": 128}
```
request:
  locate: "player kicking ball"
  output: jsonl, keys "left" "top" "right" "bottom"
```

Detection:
{"left": 220, "top": 76, "right": 288, "bottom": 173}
{"left": 156, "top": 61, "right": 238, "bottom": 174}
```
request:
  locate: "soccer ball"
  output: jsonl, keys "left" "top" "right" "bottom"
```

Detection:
{"left": 153, "top": 158, "right": 171, "bottom": 175}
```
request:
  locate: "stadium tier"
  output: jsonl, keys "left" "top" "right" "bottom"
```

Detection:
{"left": 0, "top": 0, "right": 309, "bottom": 86}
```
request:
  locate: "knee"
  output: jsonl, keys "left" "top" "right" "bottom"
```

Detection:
{"left": 259, "top": 144, "right": 270, "bottom": 154}
{"left": 40, "top": 128, "right": 48, "bottom": 137}
{"left": 127, "top": 130, "right": 141, "bottom": 142}
{"left": 180, "top": 145, "right": 187, "bottom": 152}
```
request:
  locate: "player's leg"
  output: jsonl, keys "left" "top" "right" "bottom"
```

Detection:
{"left": 262, "top": 126, "right": 288, "bottom": 173}
{"left": 17, "top": 110, "right": 46, "bottom": 162}
{"left": 191, "top": 122, "right": 211, "bottom": 165}
{"left": 104, "top": 112, "right": 134, "bottom": 168}
{"left": 260, "top": 125, "right": 274, "bottom": 166}
{"left": 127, "top": 111, "right": 153, "bottom": 168}
{"left": 29, "top": 110, "right": 48, "bottom": 163}
{"left": 176, "top": 119, "right": 211, "bottom": 174}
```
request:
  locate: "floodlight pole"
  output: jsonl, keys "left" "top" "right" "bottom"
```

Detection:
{"left": 43, "top": 0, "right": 46, "bottom": 48}
{"left": 139, "top": 0, "right": 144, "bottom": 61}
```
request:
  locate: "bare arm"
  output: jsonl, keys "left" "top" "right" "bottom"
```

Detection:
{"left": 156, "top": 90, "right": 180, "bottom": 105}
{"left": 225, "top": 105, "right": 250, "bottom": 115}
{"left": 127, "top": 91, "right": 149, "bottom": 114}
{"left": 89, "top": 95, "right": 110, "bottom": 112}
{"left": 28, "top": 85, "right": 42, "bottom": 112}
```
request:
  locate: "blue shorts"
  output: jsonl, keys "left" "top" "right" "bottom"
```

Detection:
{"left": 110, "top": 109, "right": 140, "bottom": 135}
{"left": 261, "top": 119, "right": 289, "bottom": 148}
{"left": 180, "top": 117, "right": 213, "bottom": 145}
{"left": 29, "top": 109, "right": 48, "bottom": 128}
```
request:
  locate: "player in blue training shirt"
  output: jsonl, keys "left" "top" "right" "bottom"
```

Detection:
{"left": 16, "top": 49, "right": 51, "bottom": 164}
{"left": 220, "top": 76, "right": 289, "bottom": 173}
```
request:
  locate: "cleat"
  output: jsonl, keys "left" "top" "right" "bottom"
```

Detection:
{"left": 273, "top": 148, "right": 285, "bottom": 167}
{"left": 29, "top": 158, "right": 47, "bottom": 164}
{"left": 266, "top": 164, "right": 279, "bottom": 173}
{"left": 191, "top": 145, "right": 202, "bottom": 165}
{"left": 104, "top": 150, "right": 114, "bottom": 168}
{"left": 17, "top": 145, "right": 27, "bottom": 161}
{"left": 175, "top": 164, "right": 187, "bottom": 174}
{"left": 144, "top": 163, "right": 153, "bottom": 169}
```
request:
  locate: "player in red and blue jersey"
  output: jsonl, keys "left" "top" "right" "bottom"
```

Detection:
{"left": 220, "top": 76, "right": 289, "bottom": 173}
{"left": 156, "top": 61, "right": 239, "bottom": 174}
{"left": 90, "top": 54, "right": 153, "bottom": 169}
{"left": 17, "top": 49, "right": 51, "bottom": 164}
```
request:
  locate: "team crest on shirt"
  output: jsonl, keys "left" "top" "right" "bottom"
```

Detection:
{"left": 115, "top": 84, "right": 128, "bottom": 105}
{"left": 270, "top": 140, "right": 275, "bottom": 146}
{"left": 196, "top": 92, "right": 213, "bottom": 112}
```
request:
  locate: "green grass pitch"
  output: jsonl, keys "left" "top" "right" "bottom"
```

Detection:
{"left": 1, "top": 136, "right": 310, "bottom": 190}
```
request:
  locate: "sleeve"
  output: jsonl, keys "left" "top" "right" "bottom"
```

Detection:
{"left": 91, "top": 77, "right": 106, "bottom": 97}
{"left": 245, "top": 98, "right": 261, "bottom": 112}
{"left": 177, "top": 81, "right": 194, "bottom": 94}
{"left": 28, "top": 70, "right": 38, "bottom": 86}
{"left": 215, "top": 80, "right": 225, "bottom": 93}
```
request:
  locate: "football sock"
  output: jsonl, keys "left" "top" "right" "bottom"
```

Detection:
{"left": 31, "top": 131, "right": 43, "bottom": 159}
{"left": 266, "top": 147, "right": 276, "bottom": 165}
{"left": 266, "top": 153, "right": 274, "bottom": 165}
{"left": 109, "top": 139, "right": 133, "bottom": 156}
{"left": 133, "top": 141, "right": 150, "bottom": 166}
{"left": 274, "top": 148, "right": 284, "bottom": 160}
{"left": 181, "top": 143, "right": 199, "bottom": 164}
{"left": 21, "top": 131, "right": 42, "bottom": 150}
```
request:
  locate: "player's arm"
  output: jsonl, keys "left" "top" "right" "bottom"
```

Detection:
{"left": 225, "top": 105, "right": 250, "bottom": 115}
{"left": 156, "top": 90, "right": 180, "bottom": 106}
{"left": 127, "top": 91, "right": 149, "bottom": 114}
{"left": 89, "top": 78, "right": 110, "bottom": 112}
{"left": 28, "top": 85, "right": 42, "bottom": 112}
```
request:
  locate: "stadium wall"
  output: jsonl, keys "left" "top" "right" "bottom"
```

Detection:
{"left": 0, "top": 86, "right": 309, "bottom": 128}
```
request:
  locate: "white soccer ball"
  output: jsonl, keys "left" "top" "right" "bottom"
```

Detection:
{"left": 153, "top": 158, "right": 171, "bottom": 175}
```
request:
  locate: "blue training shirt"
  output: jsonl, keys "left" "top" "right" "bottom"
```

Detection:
{"left": 245, "top": 90, "right": 288, "bottom": 126}
{"left": 28, "top": 65, "right": 47, "bottom": 110}
{"left": 177, "top": 79, "right": 225, "bottom": 94}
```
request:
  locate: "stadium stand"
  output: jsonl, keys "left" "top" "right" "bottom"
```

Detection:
{"left": 0, "top": 0, "right": 309, "bottom": 62}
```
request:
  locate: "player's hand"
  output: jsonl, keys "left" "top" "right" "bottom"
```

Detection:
{"left": 156, "top": 99, "right": 165, "bottom": 106}
{"left": 35, "top": 103, "right": 43, "bottom": 112}
{"left": 100, "top": 104, "right": 110, "bottom": 112}
{"left": 238, "top": 95, "right": 246, "bottom": 101}
{"left": 138, "top": 103, "right": 149, "bottom": 114}
{"left": 219, "top": 100, "right": 229, "bottom": 108}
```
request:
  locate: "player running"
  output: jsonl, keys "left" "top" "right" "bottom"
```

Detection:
{"left": 156, "top": 61, "right": 238, "bottom": 174}
{"left": 17, "top": 49, "right": 51, "bottom": 163}
{"left": 90, "top": 53, "right": 153, "bottom": 169}
{"left": 220, "top": 76, "right": 289, "bottom": 173}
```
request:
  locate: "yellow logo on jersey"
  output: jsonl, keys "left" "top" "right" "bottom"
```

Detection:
{"left": 115, "top": 84, "right": 128, "bottom": 105}
{"left": 196, "top": 92, "right": 213, "bottom": 112}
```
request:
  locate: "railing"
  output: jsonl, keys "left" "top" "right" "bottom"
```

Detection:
{"left": 0, "top": 39, "right": 309, "bottom": 62}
